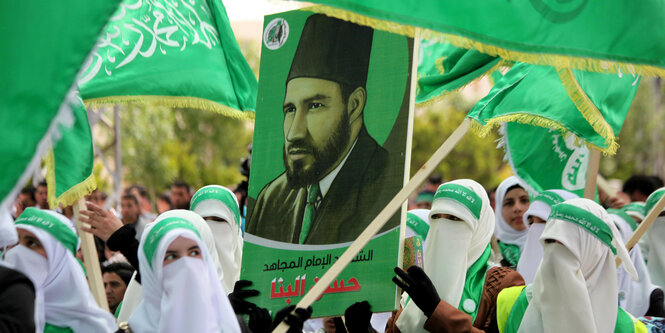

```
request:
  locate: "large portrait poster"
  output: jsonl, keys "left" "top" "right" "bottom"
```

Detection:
{"left": 242, "top": 8, "right": 413, "bottom": 317}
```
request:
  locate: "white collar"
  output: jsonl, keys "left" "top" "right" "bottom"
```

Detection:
{"left": 319, "top": 137, "right": 358, "bottom": 198}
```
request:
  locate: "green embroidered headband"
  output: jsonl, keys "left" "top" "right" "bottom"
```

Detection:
{"left": 607, "top": 208, "right": 638, "bottom": 231}
{"left": 549, "top": 203, "right": 616, "bottom": 254}
{"left": 434, "top": 184, "right": 482, "bottom": 220}
{"left": 406, "top": 212, "right": 430, "bottom": 239}
{"left": 534, "top": 190, "right": 565, "bottom": 207}
{"left": 143, "top": 217, "right": 201, "bottom": 269}
{"left": 190, "top": 186, "right": 241, "bottom": 227}
{"left": 645, "top": 188, "right": 665, "bottom": 216}
{"left": 15, "top": 208, "right": 78, "bottom": 255}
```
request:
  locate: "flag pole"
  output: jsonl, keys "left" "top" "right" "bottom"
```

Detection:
{"left": 616, "top": 194, "right": 665, "bottom": 267}
{"left": 74, "top": 198, "right": 109, "bottom": 311}
{"left": 583, "top": 149, "right": 601, "bottom": 199}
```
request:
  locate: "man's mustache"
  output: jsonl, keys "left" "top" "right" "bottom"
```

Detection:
{"left": 286, "top": 139, "right": 315, "bottom": 154}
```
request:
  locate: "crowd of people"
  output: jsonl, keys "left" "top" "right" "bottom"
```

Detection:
{"left": 1, "top": 174, "right": 665, "bottom": 333}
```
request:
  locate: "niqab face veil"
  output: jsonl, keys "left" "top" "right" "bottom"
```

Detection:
{"left": 518, "top": 198, "right": 637, "bottom": 333}
{"left": 397, "top": 179, "right": 494, "bottom": 333}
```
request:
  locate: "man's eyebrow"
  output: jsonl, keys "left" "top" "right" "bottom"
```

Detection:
{"left": 283, "top": 94, "right": 331, "bottom": 107}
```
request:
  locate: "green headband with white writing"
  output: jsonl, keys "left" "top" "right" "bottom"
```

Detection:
{"left": 143, "top": 217, "right": 201, "bottom": 269}
{"left": 406, "top": 212, "right": 430, "bottom": 239}
{"left": 549, "top": 203, "right": 616, "bottom": 254}
{"left": 434, "top": 184, "right": 482, "bottom": 220}
{"left": 15, "top": 208, "right": 78, "bottom": 255}
{"left": 190, "top": 187, "right": 241, "bottom": 227}
{"left": 534, "top": 191, "right": 565, "bottom": 208}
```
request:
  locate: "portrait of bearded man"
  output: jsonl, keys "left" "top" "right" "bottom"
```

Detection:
{"left": 246, "top": 14, "right": 402, "bottom": 244}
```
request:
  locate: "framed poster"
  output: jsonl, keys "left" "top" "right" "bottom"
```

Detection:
{"left": 243, "top": 8, "right": 413, "bottom": 317}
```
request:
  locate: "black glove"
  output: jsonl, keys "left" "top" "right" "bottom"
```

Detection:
{"left": 271, "top": 305, "right": 313, "bottom": 333}
{"left": 248, "top": 306, "right": 272, "bottom": 333}
{"left": 228, "top": 280, "right": 259, "bottom": 314}
{"left": 392, "top": 266, "right": 441, "bottom": 317}
{"left": 344, "top": 301, "right": 374, "bottom": 333}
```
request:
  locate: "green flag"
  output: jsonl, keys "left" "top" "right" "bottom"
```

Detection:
{"left": 79, "top": 0, "right": 258, "bottom": 119}
{"left": 502, "top": 122, "right": 589, "bottom": 197}
{"left": 417, "top": 40, "right": 500, "bottom": 105}
{"left": 0, "top": 0, "right": 119, "bottom": 212}
{"left": 467, "top": 62, "right": 640, "bottom": 154}
{"left": 45, "top": 98, "right": 96, "bottom": 208}
{"left": 295, "top": 3, "right": 665, "bottom": 77}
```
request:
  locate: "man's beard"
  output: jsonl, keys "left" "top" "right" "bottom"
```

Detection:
{"left": 283, "top": 112, "right": 351, "bottom": 188}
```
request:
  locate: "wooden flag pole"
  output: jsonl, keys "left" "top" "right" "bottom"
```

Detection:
{"left": 272, "top": 118, "right": 471, "bottom": 333}
{"left": 596, "top": 174, "right": 617, "bottom": 198}
{"left": 616, "top": 194, "right": 665, "bottom": 267}
{"left": 583, "top": 149, "right": 601, "bottom": 199}
{"left": 73, "top": 199, "right": 109, "bottom": 311}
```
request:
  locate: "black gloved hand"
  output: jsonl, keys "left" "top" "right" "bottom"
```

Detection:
{"left": 248, "top": 306, "right": 272, "bottom": 333}
{"left": 392, "top": 266, "right": 441, "bottom": 317}
{"left": 344, "top": 301, "right": 374, "bottom": 333}
{"left": 271, "top": 305, "right": 313, "bottom": 333}
{"left": 228, "top": 280, "right": 260, "bottom": 314}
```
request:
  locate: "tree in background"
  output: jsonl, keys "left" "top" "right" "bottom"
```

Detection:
{"left": 601, "top": 78, "right": 665, "bottom": 182}
{"left": 411, "top": 94, "right": 506, "bottom": 190}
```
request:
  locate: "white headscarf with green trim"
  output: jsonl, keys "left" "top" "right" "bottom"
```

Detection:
{"left": 4, "top": 208, "right": 116, "bottom": 332}
{"left": 517, "top": 189, "right": 578, "bottom": 284}
{"left": 518, "top": 198, "right": 637, "bottom": 333}
{"left": 406, "top": 209, "right": 430, "bottom": 253}
{"left": 128, "top": 210, "right": 240, "bottom": 333}
{"left": 397, "top": 179, "right": 494, "bottom": 333}
{"left": 190, "top": 185, "right": 243, "bottom": 293}
{"left": 644, "top": 188, "right": 665, "bottom": 290}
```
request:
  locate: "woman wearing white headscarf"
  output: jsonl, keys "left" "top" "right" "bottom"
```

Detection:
{"left": 496, "top": 198, "right": 643, "bottom": 333}
{"left": 4, "top": 207, "right": 116, "bottom": 333}
{"left": 387, "top": 179, "right": 524, "bottom": 333}
{"left": 609, "top": 208, "right": 663, "bottom": 317}
{"left": 116, "top": 209, "right": 226, "bottom": 323}
{"left": 127, "top": 210, "right": 240, "bottom": 333}
{"left": 644, "top": 188, "right": 665, "bottom": 290}
{"left": 190, "top": 185, "right": 244, "bottom": 293}
{"left": 494, "top": 177, "right": 530, "bottom": 268}
{"left": 516, "top": 189, "right": 578, "bottom": 284}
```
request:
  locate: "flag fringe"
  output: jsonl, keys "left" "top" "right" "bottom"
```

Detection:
{"left": 84, "top": 96, "right": 255, "bottom": 120}
{"left": 416, "top": 60, "right": 505, "bottom": 108}
{"left": 468, "top": 114, "right": 619, "bottom": 155}
{"left": 45, "top": 149, "right": 97, "bottom": 209}
{"left": 305, "top": 5, "right": 665, "bottom": 78}
{"left": 556, "top": 68, "right": 618, "bottom": 155}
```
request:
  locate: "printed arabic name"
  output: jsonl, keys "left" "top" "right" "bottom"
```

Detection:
{"left": 262, "top": 250, "right": 374, "bottom": 272}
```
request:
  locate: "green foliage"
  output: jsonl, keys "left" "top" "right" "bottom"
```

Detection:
{"left": 411, "top": 94, "right": 505, "bottom": 190}
{"left": 601, "top": 78, "right": 665, "bottom": 181}
{"left": 119, "top": 105, "right": 253, "bottom": 195}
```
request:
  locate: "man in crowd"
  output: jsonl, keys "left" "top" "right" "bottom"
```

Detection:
{"left": 102, "top": 262, "right": 134, "bottom": 316}
{"left": 170, "top": 180, "right": 191, "bottom": 209}
{"left": 126, "top": 184, "right": 156, "bottom": 220}
{"left": 120, "top": 194, "right": 148, "bottom": 241}
{"left": 35, "top": 180, "right": 48, "bottom": 209}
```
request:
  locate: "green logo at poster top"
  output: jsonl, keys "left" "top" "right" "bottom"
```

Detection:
{"left": 264, "top": 18, "right": 289, "bottom": 50}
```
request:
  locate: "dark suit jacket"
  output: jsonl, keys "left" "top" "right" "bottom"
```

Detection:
{"left": 246, "top": 128, "right": 402, "bottom": 244}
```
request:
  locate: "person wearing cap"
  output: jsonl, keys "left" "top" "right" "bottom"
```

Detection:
{"left": 643, "top": 188, "right": 665, "bottom": 290}
{"left": 190, "top": 185, "right": 244, "bottom": 293}
{"left": 494, "top": 177, "right": 531, "bottom": 268}
{"left": 388, "top": 180, "right": 524, "bottom": 333}
{"left": 246, "top": 14, "right": 401, "bottom": 245}
{"left": 415, "top": 191, "right": 435, "bottom": 210}
{"left": 516, "top": 189, "right": 578, "bottom": 284}
{"left": 125, "top": 210, "right": 240, "bottom": 333}
{"left": 4, "top": 208, "right": 116, "bottom": 332}
{"left": 496, "top": 198, "right": 644, "bottom": 333}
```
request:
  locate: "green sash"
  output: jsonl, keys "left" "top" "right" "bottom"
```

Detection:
{"left": 458, "top": 244, "right": 492, "bottom": 321}
{"left": 498, "top": 286, "right": 644, "bottom": 333}
{"left": 44, "top": 323, "right": 73, "bottom": 333}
